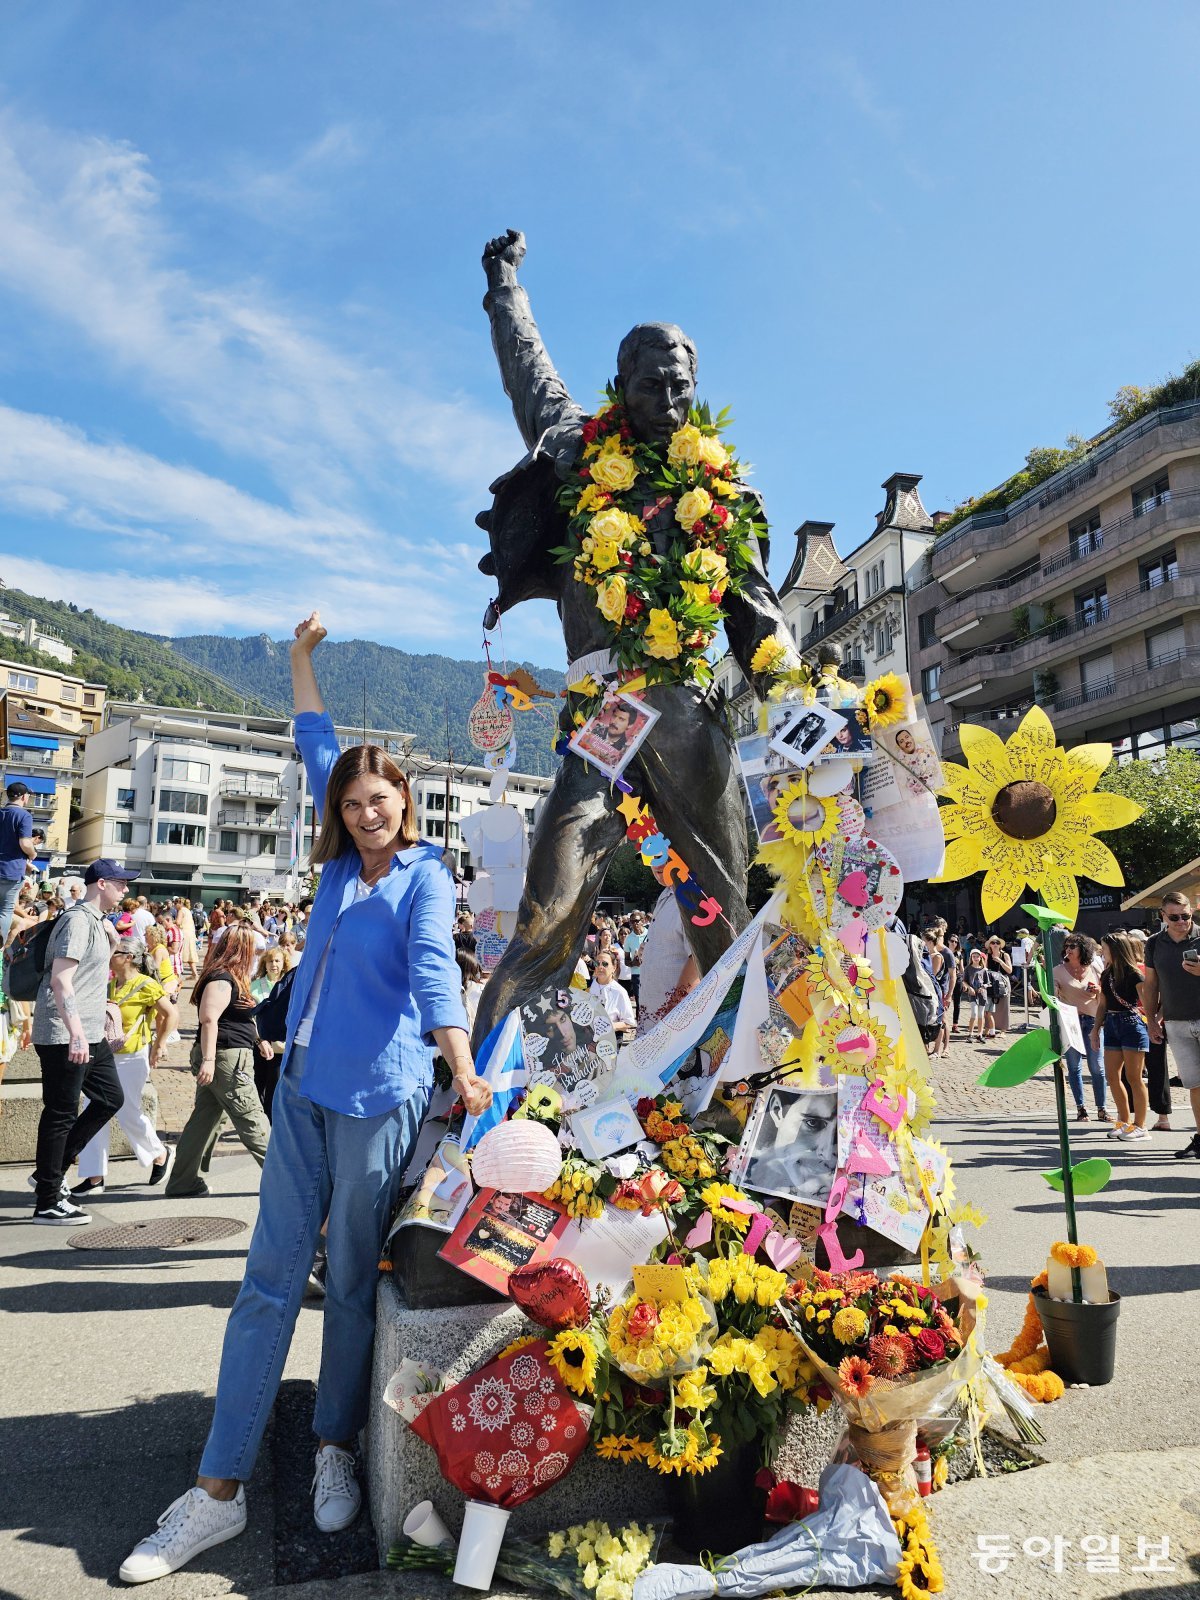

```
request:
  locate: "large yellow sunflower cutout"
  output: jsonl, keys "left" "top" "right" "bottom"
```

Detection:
{"left": 861, "top": 672, "right": 909, "bottom": 729}
{"left": 931, "top": 706, "right": 1142, "bottom": 925}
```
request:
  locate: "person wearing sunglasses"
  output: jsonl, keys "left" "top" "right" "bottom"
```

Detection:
{"left": 1142, "top": 892, "right": 1200, "bottom": 1160}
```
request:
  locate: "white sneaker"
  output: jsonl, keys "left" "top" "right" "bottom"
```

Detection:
{"left": 312, "top": 1445, "right": 360, "bottom": 1533}
{"left": 119, "top": 1486, "right": 246, "bottom": 1584}
{"left": 1118, "top": 1125, "right": 1150, "bottom": 1141}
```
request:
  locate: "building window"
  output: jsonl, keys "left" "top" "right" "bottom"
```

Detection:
{"left": 876, "top": 621, "right": 893, "bottom": 658}
{"left": 1068, "top": 512, "right": 1102, "bottom": 560}
{"left": 918, "top": 609, "right": 938, "bottom": 648}
{"left": 1135, "top": 723, "right": 1167, "bottom": 762}
{"left": 1080, "top": 652, "right": 1114, "bottom": 697}
{"left": 61, "top": 685, "right": 77, "bottom": 702}
{"left": 158, "top": 788, "right": 208, "bottom": 815}
{"left": 219, "top": 830, "right": 238, "bottom": 853}
{"left": 113, "top": 821, "right": 133, "bottom": 845}
{"left": 1147, "top": 623, "right": 1186, "bottom": 669}
{"left": 116, "top": 788, "right": 136, "bottom": 811}
{"left": 1168, "top": 717, "right": 1200, "bottom": 750}
{"left": 7, "top": 671, "right": 36, "bottom": 691}
{"left": 255, "top": 803, "right": 276, "bottom": 822}
{"left": 428, "top": 818, "right": 445, "bottom": 838}
{"left": 257, "top": 834, "right": 275, "bottom": 856}
{"left": 1074, "top": 585, "right": 1109, "bottom": 629}
{"left": 161, "top": 756, "right": 210, "bottom": 784}
{"left": 921, "top": 664, "right": 941, "bottom": 702}
{"left": 156, "top": 821, "right": 206, "bottom": 847}
{"left": 1133, "top": 474, "right": 1170, "bottom": 517}
{"left": 427, "top": 791, "right": 445, "bottom": 810}
{"left": 1140, "top": 548, "right": 1179, "bottom": 590}
{"left": 83, "top": 692, "right": 97, "bottom": 707}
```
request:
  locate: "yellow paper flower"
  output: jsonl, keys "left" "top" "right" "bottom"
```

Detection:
{"left": 596, "top": 574, "right": 628, "bottom": 624}
{"left": 862, "top": 672, "right": 908, "bottom": 729}
{"left": 675, "top": 487, "right": 713, "bottom": 532}
{"left": 644, "top": 609, "right": 682, "bottom": 661}
{"left": 772, "top": 777, "right": 839, "bottom": 847}
{"left": 667, "top": 423, "right": 704, "bottom": 466}
{"left": 932, "top": 705, "right": 1143, "bottom": 924}
{"left": 591, "top": 449, "right": 639, "bottom": 493}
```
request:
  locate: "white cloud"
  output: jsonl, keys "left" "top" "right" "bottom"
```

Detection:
{"left": 205, "top": 122, "right": 367, "bottom": 223}
{"left": 0, "top": 114, "right": 515, "bottom": 507}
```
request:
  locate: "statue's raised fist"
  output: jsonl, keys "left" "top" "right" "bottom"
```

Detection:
{"left": 482, "top": 229, "right": 526, "bottom": 281}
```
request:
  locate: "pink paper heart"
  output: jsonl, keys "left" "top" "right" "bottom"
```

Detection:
{"left": 685, "top": 1212, "right": 714, "bottom": 1249}
{"left": 840, "top": 870, "right": 870, "bottom": 907}
{"left": 763, "top": 1231, "right": 805, "bottom": 1271}
{"left": 742, "top": 1214, "right": 773, "bottom": 1256}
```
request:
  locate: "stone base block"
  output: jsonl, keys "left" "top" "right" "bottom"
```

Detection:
{"left": 0, "top": 1078, "right": 159, "bottom": 1165}
{"left": 2, "top": 1044, "right": 40, "bottom": 1083}
{"left": 366, "top": 1276, "right": 846, "bottom": 1567}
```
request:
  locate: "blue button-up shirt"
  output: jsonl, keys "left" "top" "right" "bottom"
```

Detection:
{"left": 284, "top": 712, "right": 469, "bottom": 1116}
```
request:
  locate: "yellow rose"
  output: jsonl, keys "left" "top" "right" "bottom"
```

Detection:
{"left": 697, "top": 434, "right": 728, "bottom": 470}
{"left": 591, "top": 450, "right": 639, "bottom": 494}
{"left": 712, "top": 477, "right": 738, "bottom": 497}
{"left": 589, "top": 507, "right": 637, "bottom": 547}
{"left": 596, "top": 574, "right": 627, "bottom": 624}
{"left": 644, "top": 609, "right": 681, "bottom": 661}
{"left": 675, "top": 487, "right": 713, "bottom": 532}
{"left": 680, "top": 580, "right": 714, "bottom": 607}
{"left": 681, "top": 548, "right": 728, "bottom": 588}
{"left": 667, "top": 423, "right": 703, "bottom": 466}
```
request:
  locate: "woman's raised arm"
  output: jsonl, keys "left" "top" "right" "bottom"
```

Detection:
{"left": 290, "top": 611, "right": 328, "bottom": 716}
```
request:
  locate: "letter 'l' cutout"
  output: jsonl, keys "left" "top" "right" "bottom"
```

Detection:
{"left": 816, "top": 1170, "right": 865, "bottom": 1272}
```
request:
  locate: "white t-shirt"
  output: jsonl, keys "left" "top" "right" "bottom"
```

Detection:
{"left": 131, "top": 908, "right": 156, "bottom": 940}
{"left": 590, "top": 977, "right": 635, "bottom": 1030}
{"left": 293, "top": 878, "right": 370, "bottom": 1048}
{"left": 638, "top": 888, "right": 692, "bottom": 1023}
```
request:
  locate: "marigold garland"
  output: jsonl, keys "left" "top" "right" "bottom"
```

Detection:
{"left": 1050, "top": 1241, "right": 1098, "bottom": 1268}
{"left": 996, "top": 1269, "right": 1065, "bottom": 1403}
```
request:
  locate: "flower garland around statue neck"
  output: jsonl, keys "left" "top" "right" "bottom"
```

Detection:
{"left": 552, "top": 387, "right": 766, "bottom": 688}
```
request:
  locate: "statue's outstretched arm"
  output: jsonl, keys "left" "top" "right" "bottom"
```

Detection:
{"left": 482, "top": 229, "right": 585, "bottom": 452}
{"left": 723, "top": 502, "right": 802, "bottom": 697}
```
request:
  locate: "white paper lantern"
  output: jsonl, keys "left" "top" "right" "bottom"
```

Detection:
{"left": 471, "top": 1120, "right": 563, "bottom": 1195}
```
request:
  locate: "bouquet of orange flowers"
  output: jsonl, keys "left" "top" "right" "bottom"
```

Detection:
{"left": 786, "top": 1269, "right": 978, "bottom": 1514}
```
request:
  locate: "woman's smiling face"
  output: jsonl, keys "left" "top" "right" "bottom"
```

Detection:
{"left": 338, "top": 773, "right": 408, "bottom": 854}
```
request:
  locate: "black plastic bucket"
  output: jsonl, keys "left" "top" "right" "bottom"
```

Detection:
{"left": 1034, "top": 1289, "right": 1121, "bottom": 1386}
{"left": 668, "top": 1438, "right": 765, "bottom": 1555}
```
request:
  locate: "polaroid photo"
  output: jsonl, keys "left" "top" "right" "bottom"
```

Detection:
{"left": 569, "top": 690, "right": 660, "bottom": 781}
{"left": 570, "top": 1095, "right": 646, "bottom": 1162}
{"left": 768, "top": 702, "right": 846, "bottom": 772}
{"left": 730, "top": 1085, "right": 839, "bottom": 1207}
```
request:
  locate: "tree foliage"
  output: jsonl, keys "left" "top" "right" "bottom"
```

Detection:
{"left": 601, "top": 842, "right": 659, "bottom": 909}
{"left": 1096, "top": 750, "right": 1200, "bottom": 894}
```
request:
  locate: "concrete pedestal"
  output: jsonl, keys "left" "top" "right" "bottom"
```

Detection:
{"left": 366, "top": 1275, "right": 845, "bottom": 1566}
{"left": 0, "top": 1077, "right": 160, "bottom": 1165}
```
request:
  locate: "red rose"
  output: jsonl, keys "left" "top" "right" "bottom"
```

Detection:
{"left": 913, "top": 1329, "right": 947, "bottom": 1363}
{"left": 624, "top": 596, "right": 645, "bottom": 621}
{"left": 619, "top": 550, "right": 633, "bottom": 567}
{"left": 581, "top": 418, "right": 600, "bottom": 444}
{"left": 580, "top": 466, "right": 592, "bottom": 480}
{"left": 715, "top": 541, "right": 726, "bottom": 554}
{"left": 764, "top": 1480, "right": 820, "bottom": 1525}
{"left": 627, "top": 1301, "right": 660, "bottom": 1342}
{"left": 709, "top": 588, "right": 723, "bottom": 605}
{"left": 711, "top": 504, "right": 730, "bottom": 528}
{"left": 636, "top": 1097, "right": 655, "bottom": 1119}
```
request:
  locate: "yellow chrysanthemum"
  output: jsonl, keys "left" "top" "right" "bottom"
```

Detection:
{"left": 772, "top": 777, "right": 839, "bottom": 847}
{"left": 862, "top": 672, "right": 909, "bottom": 729}
{"left": 932, "top": 705, "right": 1143, "bottom": 925}
{"left": 547, "top": 1327, "right": 599, "bottom": 1395}
{"left": 750, "top": 634, "right": 792, "bottom": 676}
{"left": 831, "top": 1306, "right": 869, "bottom": 1344}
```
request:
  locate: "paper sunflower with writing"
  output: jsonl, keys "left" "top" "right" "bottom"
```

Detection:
{"left": 931, "top": 706, "right": 1142, "bottom": 925}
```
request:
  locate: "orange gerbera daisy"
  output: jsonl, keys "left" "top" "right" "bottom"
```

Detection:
{"left": 837, "top": 1355, "right": 874, "bottom": 1397}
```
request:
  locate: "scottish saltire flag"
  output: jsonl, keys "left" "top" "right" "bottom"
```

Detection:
{"left": 459, "top": 1008, "right": 525, "bottom": 1151}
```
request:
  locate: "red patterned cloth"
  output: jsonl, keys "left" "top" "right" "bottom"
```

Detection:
{"left": 410, "top": 1339, "right": 591, "bottom": 1507}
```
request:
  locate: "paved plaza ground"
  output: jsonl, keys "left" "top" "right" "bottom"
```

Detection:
{"left": 1, "top": 1015, "right": 1197, "bottom": 1598}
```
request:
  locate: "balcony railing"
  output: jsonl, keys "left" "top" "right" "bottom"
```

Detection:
{"left": 946, "top": 648, "right": 1200, "bottom": 736}
{"left": 216, "top": 809, "right": 285, "bottom": 829}
{"left": 943, "top": 567, "right": 1196, "bottom": 680}
{"left": 219, "top": 776, "right": 283, "bottom": 799}
{"left": 932, "top": 399, "right": 1200, "bottom": 557}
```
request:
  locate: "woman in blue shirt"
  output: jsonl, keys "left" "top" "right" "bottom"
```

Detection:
{"left": 122, "top": 612, "right": 492, "bottom": 1586}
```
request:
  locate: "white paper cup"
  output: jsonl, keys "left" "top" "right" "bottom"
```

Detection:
{"left": 452, "top": 1499, "right": 511, "bottom": 1590}
{"left": 402, "top": 1499, "right": 453, "bottom": 1549}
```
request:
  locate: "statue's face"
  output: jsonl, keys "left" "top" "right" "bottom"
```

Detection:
{"left": 623, "top": 345, "right": 695, "bottom": 444}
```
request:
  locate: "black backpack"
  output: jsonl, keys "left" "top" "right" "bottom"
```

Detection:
{"left": 4, "top": 918, "right": 57, "bottom": 1003}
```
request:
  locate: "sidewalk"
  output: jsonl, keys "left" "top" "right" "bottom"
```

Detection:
{"left": 0, "top": 1027, "right": 1196, "bottom": 1597}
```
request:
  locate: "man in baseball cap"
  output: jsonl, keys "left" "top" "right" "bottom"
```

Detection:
{"left": 29, "top": 858, "right": 141, "bottom": 1224}
{"left": 0, "top": 780, "right": 36, "bottom": 939}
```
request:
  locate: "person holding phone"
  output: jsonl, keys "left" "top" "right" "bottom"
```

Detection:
{"left": 1141, "top": 891, "right": 1200, "bottom": 1161}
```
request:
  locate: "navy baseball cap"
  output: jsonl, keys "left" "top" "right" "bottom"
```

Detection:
{"left": 83, "top": 858, "right": 141, "bottom": 885}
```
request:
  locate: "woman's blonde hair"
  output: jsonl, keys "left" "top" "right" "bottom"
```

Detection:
{"left": 311, "top": 744, "right": 417, "bottom": 865}
{"left": 256, "top": 947, "right": 286, "bottom": 978}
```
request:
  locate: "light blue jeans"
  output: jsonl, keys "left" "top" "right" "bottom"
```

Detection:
{"left": 0, "top": 876, "right": 23, "bottom": 942}
{"left": 1065, "top": 1013, "right": 1106, "bottom": 1111}
{"left": 198, "top": 1046, "right": 429, "bottom": 1481}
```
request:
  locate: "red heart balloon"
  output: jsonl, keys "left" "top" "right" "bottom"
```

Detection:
{"left": 508, "top": 1259, "right": 592, "bottom": 1331}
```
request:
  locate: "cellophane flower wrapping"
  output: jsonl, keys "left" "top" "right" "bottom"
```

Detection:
{"left": 389, "top": 1519, "right": 666, "bottom": 1600}
{"left": 409, "top": 1338, "right": 593, "bottom": 1509}
{"left": 606, "top": 1293, "right": 718, "bottom": 1387}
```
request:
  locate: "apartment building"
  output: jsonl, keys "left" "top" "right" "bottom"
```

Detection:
{"left": 910, "top": 400, "right": 1200, "bottom": 763}
{"left": 0, "top": 610, "right": 75, "bottom": 667}
{"left": 2, "top": 656, "right": 107, "bottom": 868}
{"left": 713, "top": 474, "right": 936, "bottom": 730}
{"left": 71, "top": 702, "right": 303, "bottom": 903}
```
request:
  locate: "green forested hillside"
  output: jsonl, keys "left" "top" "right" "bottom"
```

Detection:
{"left": 0, "top": 587, "right": 267, "bottom": 712}
{"left": 168, "top": 632, "right": 566, "bottom": 775}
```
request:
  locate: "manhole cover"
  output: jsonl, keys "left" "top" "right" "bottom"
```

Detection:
{"left": 67, "top": 1215, "right": 248, "bottom": 1251}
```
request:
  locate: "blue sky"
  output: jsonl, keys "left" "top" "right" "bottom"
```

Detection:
{"left": 1, "top": 1, "right": 1197, "bottom": 670}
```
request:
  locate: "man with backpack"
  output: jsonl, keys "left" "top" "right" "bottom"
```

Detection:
{"left": 28, "top": 858, "right": 140, "bottom": 1224}
{"left": 0, "top": 780, "right": 38, "bottom": 940}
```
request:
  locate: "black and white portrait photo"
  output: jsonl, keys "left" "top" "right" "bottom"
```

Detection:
{"left": 732, "top": 1087, "right": 838, "bottom": 1205}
